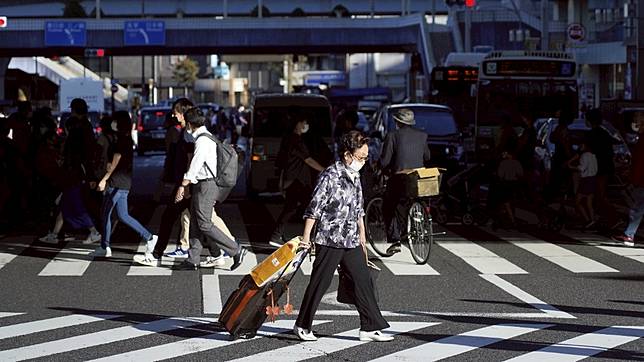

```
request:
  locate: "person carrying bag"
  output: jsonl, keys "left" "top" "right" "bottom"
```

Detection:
{"left": 294, "top": 130, "right": 392, "bottom": 343}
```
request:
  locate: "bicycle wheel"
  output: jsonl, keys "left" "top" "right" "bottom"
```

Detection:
{"left": 365, "top": 197, "right": 390, "bottom": 257}
{"left": 407, "top": 201, "right": 433, "bottom": 264}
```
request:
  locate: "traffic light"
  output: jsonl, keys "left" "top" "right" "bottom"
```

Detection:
{"left": 84, "top": 48, "right": 105, "bottom": 57}
{"left": 445, "top": 0, "right": 475, "bottom": 7}
{"left": 466, "top": 0, "right": 476, "bottom": 7}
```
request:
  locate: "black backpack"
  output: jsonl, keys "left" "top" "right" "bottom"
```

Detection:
{"left": 196, "top": 133, "right": 239, "bottom": 188}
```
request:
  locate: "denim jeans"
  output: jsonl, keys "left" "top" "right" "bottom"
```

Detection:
{"left": 624, "top": 186, "right": 644, "bottom": 238}
{"left": 101, "top": 187, "right": 151, "bottom": 248}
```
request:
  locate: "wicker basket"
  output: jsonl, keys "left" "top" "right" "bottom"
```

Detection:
{"left": 400, "top": 167, "right": 443, "bottom": 198}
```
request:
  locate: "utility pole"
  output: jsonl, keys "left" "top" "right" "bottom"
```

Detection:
{"left": 111, "top": 56, "right": 115, "bottom": 114}
{"left": 637, "top": 0, "right": 644, "bottom": 100}
{"left": 541, "top": 0, "right": 548, "bottom": 50}
{"left": 464, "top": 6, "right": 472, "bottom": 52}
{"left": 141, "top": 0, "right": 146, "bottom": 104}
{"left": 95, "top": 0, "right": 100, "bottom": 19}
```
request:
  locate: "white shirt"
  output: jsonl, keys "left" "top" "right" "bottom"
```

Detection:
{"left": 579, "top": 151, "right": 598, "bottom": 178}
{"left": 184, "top": 126, "right": 217, "bottom": 184}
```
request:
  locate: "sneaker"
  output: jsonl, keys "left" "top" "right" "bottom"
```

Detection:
{"left": 386, "top": 242, "right": 401, "bottom": 255}
{"left": 83, "top": 230, "right": 101, "bottom": 245}
{"left": 584, "top": 220, "right": 597, "bottom": 230}
{"left": 199, "top": 255, "right": 226, "bottom": 268}
{"left": 146, "top": 235, "right": 158, "bottom": 255}
{"left": 612, "top": 234, "right": 634, "bottom": 247}
{"left": 93, "top": 246, "right": 112, "bottom": 258}
{"left": 164, "top": 247, "right": 189, "bottom": 258}
{"left": 359, "top": 330, "right": 394, "bottom": 342}
{"left": 38, "top": 232, "right": 58, "bottom": 244}
{"left": 133, "top": 253, "right": 160, "bottom": 267}
{"left": 230, "top": 247, "right": 248, "bottom": 271}
{"left": 172, "top": 260, "right": 198, "bottom": 271}
{"left": 293, "top": 325, "right": 318, "bottom": 341}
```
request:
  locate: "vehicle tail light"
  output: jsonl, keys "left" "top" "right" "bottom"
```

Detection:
{"left": 252, "top": 144, "right": 266, "bottom": 161}
{"left": 96, "top": 126, "right": 102, "bottom": 134}
{"left": 137, "top": 114, "right": 144, "bottom": 132}
{"left": 56, "top": 127, "right": 63, "bottom": 136}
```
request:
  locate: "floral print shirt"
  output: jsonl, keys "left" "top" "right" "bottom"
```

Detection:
{"left": 304, "top": 161, "right": 365, "bottom": 249}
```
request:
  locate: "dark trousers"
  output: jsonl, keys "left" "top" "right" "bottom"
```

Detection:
{"left": 296, "top": 244, "right": 389, "bottom": 332}
{"left": 270, "top": 180, "right": 312, "bottom": 242}
{"left": 187, "top": 180, "right": 240, "bottom": 266}
{"left": 153, "top": 186, "right": 189, "bottom": 259}
{"left": 383, "top": 175, "right": 410, "bottom": 244}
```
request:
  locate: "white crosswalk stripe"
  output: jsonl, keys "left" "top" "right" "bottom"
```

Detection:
{"left": 0, "top": 312, "right": 641, "bottom": 361}
{"left": 597, "top": 245, "right": 644, "bottom": 264}
{"left": 38, "top": 243, "right": 95, "bottom": 276}
{"left": 369, "top": 244, "right": 440, "bottom": 275}
{"left": 436, "top": 237, "right": 528, "bottom": 274}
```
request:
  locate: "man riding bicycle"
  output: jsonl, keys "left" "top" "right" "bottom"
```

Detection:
{"left": 379, "top": 108, "right": 431, "bottom": 255}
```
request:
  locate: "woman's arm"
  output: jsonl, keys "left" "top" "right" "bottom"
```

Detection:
{"left": 98, "top": 153, "right": 121, "bottom": 191}
{"left": 304, "top": 157, "right": 325, "bottom": 172}
{"left": 301, "top": 218, "right": 316, "bottom": 248}
{"left": 358, "top": 217, "right": 367, "bottom": 247}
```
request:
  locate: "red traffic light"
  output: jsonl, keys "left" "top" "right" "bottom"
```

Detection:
{"left": 84, "top": 48, "right": 106, "bottom": 57}
{"left": 465, "top": 0, "right": 476, "bottom": 7}
{"left": 0, "top": 16, "right": 7, "bottom": 28}
{"left": 96, "top": 49, "right": 105, "bottom": 57}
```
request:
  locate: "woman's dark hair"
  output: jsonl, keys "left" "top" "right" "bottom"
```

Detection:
{"left": 184, "top": 107, "right": 206, "bottom": 127}
{"left": 164, "top": 111, "right": 178, "bottom": 128}
{"left": 99, "top": 114, "right": 113, "bottom": 134}
{"left": 338, "top": 130, "right": 369, "bottom": 157}
{"left": 112, "top": 111, "right": 132, "bottom": 135}
{"left": 172, "top": 98, "right": 194, "bottom": 116}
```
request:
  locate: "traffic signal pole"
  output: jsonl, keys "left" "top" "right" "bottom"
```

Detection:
{"left": 637, "top": 0, "right": 644, "bottom": 101}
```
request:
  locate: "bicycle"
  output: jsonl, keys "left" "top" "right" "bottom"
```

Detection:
{"left": 365, "top": 169, "right": 445, "bottom": 265}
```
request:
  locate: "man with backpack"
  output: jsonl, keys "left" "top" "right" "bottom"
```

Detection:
{"left": 173, "top": 107, "right": 246, "bottom": 270}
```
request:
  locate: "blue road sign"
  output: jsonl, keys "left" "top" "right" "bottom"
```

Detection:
{"left": 44, "top": 21, "right": 86, "bottom": 47}
{"left": 124, "top": 21, "right": 165, "bottom": 46}
{"left": 304, "top": 72, "right": 346, "bottom": 86}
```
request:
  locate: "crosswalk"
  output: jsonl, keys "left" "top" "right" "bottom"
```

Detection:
{"left": 0, "top": 230, "right": 641, "bottom": 279}
{"left": 0, "top": 312, "right": 641, "bottom": 361}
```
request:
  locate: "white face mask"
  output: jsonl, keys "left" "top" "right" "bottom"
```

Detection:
{"left": 347, "top": 158, "right": 365, "bottom": 173}
{"left": 186, "top": 126, "right": 194, "bottom": 135}
{"left": 301, "top": 123, "right": 310, "bottom": 134}
{"left": 111, "top": 121, "right": 118, "bottom": 131}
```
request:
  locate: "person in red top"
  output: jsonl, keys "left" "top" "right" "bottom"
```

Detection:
{"left": 613, "top": 111, "right": 644, "bottom": 247}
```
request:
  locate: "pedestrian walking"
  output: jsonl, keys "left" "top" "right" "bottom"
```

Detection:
{"left": 379, "top": 108, "right": 431, "bottom": 255}
{"left": 269, "top": 115, "right": 325, "bottom": 247}
{"left": 294, "top": 130, "right": 392, "bottom": 342}
{"left": 612, "top": 111, "right": 644, "bottom": 247}
{"left": 94, "top": 111, "right": 157, "bottom": 258}
{"left": 568, "top": 138, "right": 598, "bottom": 228}
{"left": 172, "top": 107, "right": 246, "bottom": 270}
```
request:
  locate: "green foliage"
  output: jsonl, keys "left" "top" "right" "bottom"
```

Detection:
{"left": 172, "top": 58, "right": 199, "bottom": 86}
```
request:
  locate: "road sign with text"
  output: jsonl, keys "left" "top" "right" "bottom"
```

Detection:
{"left": 124, "top": 21, "right": 165, "bottom": 46}
{"left": 45, "top": 21, "right": 86, "bottom": 46}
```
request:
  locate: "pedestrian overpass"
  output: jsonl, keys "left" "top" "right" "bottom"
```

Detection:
{"left": 0, "top": 14, "right": 453, "bottom": 99}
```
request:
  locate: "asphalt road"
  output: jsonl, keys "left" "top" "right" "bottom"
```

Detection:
{"left": 0, "top": 154, "right": 642, "bottom": 361}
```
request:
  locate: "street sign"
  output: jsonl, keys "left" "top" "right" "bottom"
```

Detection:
{"left": 0, "top": 16, "right": 7, "bottom": 28}
{"left": 124, "top": 21, "right": 165, "bottom": 46}
{"left": 304, "top": 72, "right": 346, "bottom": 86}
{"left": 44, "top": 21, "right": 86, "bottom": 46}
{"left": 567, "top": 23, "right": 585, "bottom": 42}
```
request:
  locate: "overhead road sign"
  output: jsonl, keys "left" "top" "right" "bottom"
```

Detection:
{"left": 124, "top": 21, "right": 165, "bottom": 46}
{"left": 44, "top": 21, "right": 86, "bottom": 46}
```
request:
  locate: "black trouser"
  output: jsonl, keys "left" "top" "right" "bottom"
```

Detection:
{"left": 270, "top": 180, "right": 312, "bottom": 242}
{"left": 296, "top": 244, "right": 389, "bottom": 332}
{"left": 383, "top": 175, "right": 410, "bottom": 244}
{"left": 153, "top": 185, "right": 220, "bottom": 259}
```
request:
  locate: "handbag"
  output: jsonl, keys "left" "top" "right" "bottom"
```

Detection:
{"left": 337, "top": 244, "right": 380, "bottom": 305}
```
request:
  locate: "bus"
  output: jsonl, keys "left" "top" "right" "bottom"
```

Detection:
{"left": 430, "top": 65, "right": 478, "bottom": 131}
{"left": 474, "top": 51, "right": 578, "bottom": 161}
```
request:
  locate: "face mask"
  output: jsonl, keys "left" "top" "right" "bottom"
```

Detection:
{"left": 348, "top": 158, "right": 365, "bottom": 173}
{"left": 186, "top": 126, "right": 194, "bottom": 135}
{"left": 301, "top": 123, "right": 310, "bottom": 134}
{"left": 111, "top": 121, "right": 118, "bottom": 131}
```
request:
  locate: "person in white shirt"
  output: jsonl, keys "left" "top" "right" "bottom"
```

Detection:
{"left": 173, "top": 107, "right": 247, "bottom": 270}
{"left": 569, "top": 139, "right": 598, "bottom": 228}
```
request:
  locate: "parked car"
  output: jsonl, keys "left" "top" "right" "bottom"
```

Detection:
{"left": 535, "top": 118, "right": 631, "bottom": 176}
{"left": 249, "top": 93, "right": 333, "bottom": 196}
{"left": 372, "top": 103, "right": 465, "bottom": 170}
{"left": 137, "top": 106, "right": 171, "bottom": 155}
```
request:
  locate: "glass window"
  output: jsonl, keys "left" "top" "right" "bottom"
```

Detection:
{"left": 141, "top": 109, "right": 170, "bottom": 128}
{"left": 388, "top": 107, "right": 458, "bottom": 136}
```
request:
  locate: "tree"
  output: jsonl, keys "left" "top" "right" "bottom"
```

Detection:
{"left": 62, "top": 0, "right": 87, "bottom": 18}
{"left": 291, "top": 8, "right": 306, "bottom": 17}
{"left": 250, "top": 5, "right": 271, "bottom": 17}
{"left": 172, "top": 57, "right": 199, "bottom": 96}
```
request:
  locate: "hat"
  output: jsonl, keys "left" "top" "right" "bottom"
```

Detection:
{"left": 392, "top": 108, "right": 415, "bottom": 125}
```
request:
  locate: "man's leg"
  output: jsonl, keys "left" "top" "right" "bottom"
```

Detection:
{"left": 153, "top": 190, "right": 188, "bottom": 258}
{"left": 624, "top": 186, "right": 644, "bottom": 239}
{"left": 193, "top": 181, "right": 240, "bottom": 257}
{"left": 270, "top": 181, "right": 305, "bottom": 245}
{"left": 179, "top": 209, "right": 191, "bottom": 250}
{"left": 185, "top": 197, "right": 204, "bottom": 267}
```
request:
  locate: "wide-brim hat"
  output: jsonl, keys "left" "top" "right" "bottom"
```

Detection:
{"left": 392, "top": 108, "right": 415, "bottom": 125}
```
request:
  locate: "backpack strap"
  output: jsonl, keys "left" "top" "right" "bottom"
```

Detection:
{"left": 195, "top": 133, "right": 219, "bottom": 179}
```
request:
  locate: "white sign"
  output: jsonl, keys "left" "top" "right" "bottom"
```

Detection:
{"left": 59, "top": 78, "right": 104, "bottom": 113}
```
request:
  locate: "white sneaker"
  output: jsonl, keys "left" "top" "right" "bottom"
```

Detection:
{"left": 83, "top": 230, "right": 101, "bottom": 245}
{"left": 359, "top": 330, "right": 394, "bottom": 342}
{"left": 293, "top": 325, "right": 318, "bottom": 341}
{"left": 146, "top": 235, "right": 158, "bottom": 255}
{"left": 38, "top": 232, "right": 58, "bottom": 244}
{"left": 133, "top": 253, "right": 160, "bottom": 267}
{"left": 199, "top": 255, "right": 226, "bottom": 268}
{"left": 93, "top": 246, "right": 112, "bottom": 258}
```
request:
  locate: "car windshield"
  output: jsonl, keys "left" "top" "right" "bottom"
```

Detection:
{"left": 141, "top": 109, "right": 169, "bottom": 128}
{"left": 388, "top": 107, "right": 458, "bottom": 136}
{"left": 252, "top": 106, "right": 332, "bottom": 138}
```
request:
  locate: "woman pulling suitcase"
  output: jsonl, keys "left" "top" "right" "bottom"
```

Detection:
{"left": 294, "top": 130, "right": 393, "bottom": 342}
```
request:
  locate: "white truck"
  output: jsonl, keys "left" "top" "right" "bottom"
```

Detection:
{"left": 58, "top": 78, "right": 104, "bottom": 113}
